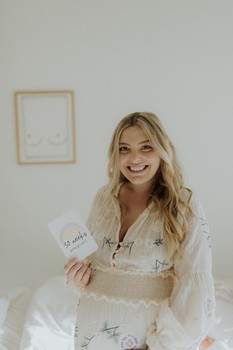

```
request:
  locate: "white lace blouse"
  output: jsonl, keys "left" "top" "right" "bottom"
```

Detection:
{"left": 82, "top": 184, "right": 215, "bottom": 350}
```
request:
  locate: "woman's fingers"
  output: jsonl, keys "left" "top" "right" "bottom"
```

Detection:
{"left": 64, "top": 257, "right": 78, "bottom": 273}
{"left": 75, "top": 265, "right": 91, "bottom": 286}
{"left": 64, "top": 258, "right": 82, "bottom": 281}
{"left": 67, "top": 261, "right": 83, "bottom": 280}
{"left": 64, "top": 258, "right": 91, "bottom": 287}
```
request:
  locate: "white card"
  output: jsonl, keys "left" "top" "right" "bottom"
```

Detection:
{"left": 48, "top": 208, "right": 98, "bottom": 261}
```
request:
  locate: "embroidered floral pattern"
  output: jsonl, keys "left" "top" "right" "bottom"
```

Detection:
{"left": 152, "top": 259, "right": 169, "bottom": 272}
{"left": 200, "top": 218, "right": 210, "bottom": 240}
{"left": 102, "top": 236, "right": 117, "bottom": 250}
{"left": 119, "top": 332, "right": 139, "bottom": 349}
{"left": 206, "top": 298, "right": 213, "bottom": 318}
{"left": 122, "top": 241, "right": 134, "bottom": 254}
{"left": 75, "top": 325, "right": 79, "bottom": 338}
{"left": 153, "top": 237, "right": 164, "bottom": 246}
{"left": 81, "top": 323, "right": 120, "bottom": 349}
{"left": 188, "top": 341, "right": 200, "bottom": 350}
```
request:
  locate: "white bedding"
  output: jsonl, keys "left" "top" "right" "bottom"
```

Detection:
{"left": 0, "top": 287, "right": 32, "bottom": 350}
{"left": 0, "top": 277, "right": 233, "bottom": 350}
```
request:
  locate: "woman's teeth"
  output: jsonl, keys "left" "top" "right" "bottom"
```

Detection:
{"left": 129, "top": 166, "right": 146, "bottom": 172}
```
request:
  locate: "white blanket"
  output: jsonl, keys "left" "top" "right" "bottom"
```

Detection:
{"left": 20, "top": 276, "right": 78, "bottom": 350}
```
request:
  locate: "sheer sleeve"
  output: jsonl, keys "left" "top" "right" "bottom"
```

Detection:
{"left": 146, "top": 194, "right": 216, "bottom": 350}
{"left": 86, "top": 185, "right": 107, "bottom": 232}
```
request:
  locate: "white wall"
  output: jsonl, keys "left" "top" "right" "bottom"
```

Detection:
{"left": 1, "top": 0, "right": 233, "bottom": 290}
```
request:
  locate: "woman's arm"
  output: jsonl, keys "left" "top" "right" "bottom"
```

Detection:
{"left": 146, "top": 195, "right": 215, "bottom": 349}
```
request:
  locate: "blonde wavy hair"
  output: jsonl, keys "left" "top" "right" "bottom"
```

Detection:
{"left": 104, "top": 112, "right": 193, "bottom": 262}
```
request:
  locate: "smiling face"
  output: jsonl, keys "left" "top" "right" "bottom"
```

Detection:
{"left": 118, "top": 125, "right": 161, "bottom": 189}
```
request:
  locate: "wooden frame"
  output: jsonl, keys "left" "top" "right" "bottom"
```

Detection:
{"left": 14, "top": 90, "right": 76, "bottom": 164}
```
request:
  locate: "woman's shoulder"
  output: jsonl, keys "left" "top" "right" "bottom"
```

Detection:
{"left": 88, "top": 185, "right": 110, "bottom": 220}
{"left": 92, "top": 183, "right": 117, "bottom": 207}
{"left": 92, "top": 184, "right": 108, "bottom": 203}
{"left": 179, "top": 187, "right": 205, "bottom": 218}
{"left": 179, "top": 187, "right": 193, "bottom": 204}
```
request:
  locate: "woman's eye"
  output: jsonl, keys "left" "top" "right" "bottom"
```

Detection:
{"left": 141, "top": 145, "right": 153, "bottom": 151}
{"left": 119, "top": 146, "right": 129, "bottom": 153}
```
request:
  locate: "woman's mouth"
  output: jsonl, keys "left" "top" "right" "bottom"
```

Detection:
{"left": 128, "top": 165, "right": 148, "bottom": 172}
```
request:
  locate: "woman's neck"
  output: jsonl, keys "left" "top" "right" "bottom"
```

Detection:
{"left": 125, "top": 181, "right": 153, "bottom": 197}
{"left": 120, "top": 182, "right": 153, "bottom": 208}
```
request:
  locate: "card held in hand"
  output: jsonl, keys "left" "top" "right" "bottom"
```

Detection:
{"left": 48, "top": 208, "right": 98, "bottom": 261}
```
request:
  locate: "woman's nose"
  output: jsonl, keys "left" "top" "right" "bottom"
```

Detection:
{"left": 130, "top": 151, "right": 142, "bottom": 164}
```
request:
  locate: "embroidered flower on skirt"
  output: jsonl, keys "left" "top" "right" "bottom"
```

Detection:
{"left": 119, "top": 332, "right": 140, "bottom": 349}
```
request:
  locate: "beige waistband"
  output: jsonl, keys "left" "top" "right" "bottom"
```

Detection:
{"left": 80, "top": 268, "right": 175, "bottom": 306}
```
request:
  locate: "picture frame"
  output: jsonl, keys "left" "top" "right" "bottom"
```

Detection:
{"left": 14, "top": 90, "right": 76, "bottom": 165}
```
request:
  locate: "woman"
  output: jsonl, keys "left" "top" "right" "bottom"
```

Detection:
{"left": 65, "top": 112, "right": 215, "bottom": 350}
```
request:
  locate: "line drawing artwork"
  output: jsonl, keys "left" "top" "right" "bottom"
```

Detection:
{"left": 15, "top": 91, "right": 76, "bottom": 164}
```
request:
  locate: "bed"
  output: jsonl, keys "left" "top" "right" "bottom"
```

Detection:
{"left": 0, "top": 276, "right": 233, "bottom": 350}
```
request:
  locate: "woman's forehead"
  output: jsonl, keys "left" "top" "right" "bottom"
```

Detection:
{"left": 119, "top": 125, "right": 148, "bottom": 142}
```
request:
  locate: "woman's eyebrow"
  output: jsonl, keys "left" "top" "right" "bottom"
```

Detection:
{"left": 119, "top": 139, "right": 150, "bottom": 145}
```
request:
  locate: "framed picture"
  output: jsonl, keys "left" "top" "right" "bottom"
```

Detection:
{"left": 14, "top": 90, "right": 76, "bottom": 164}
